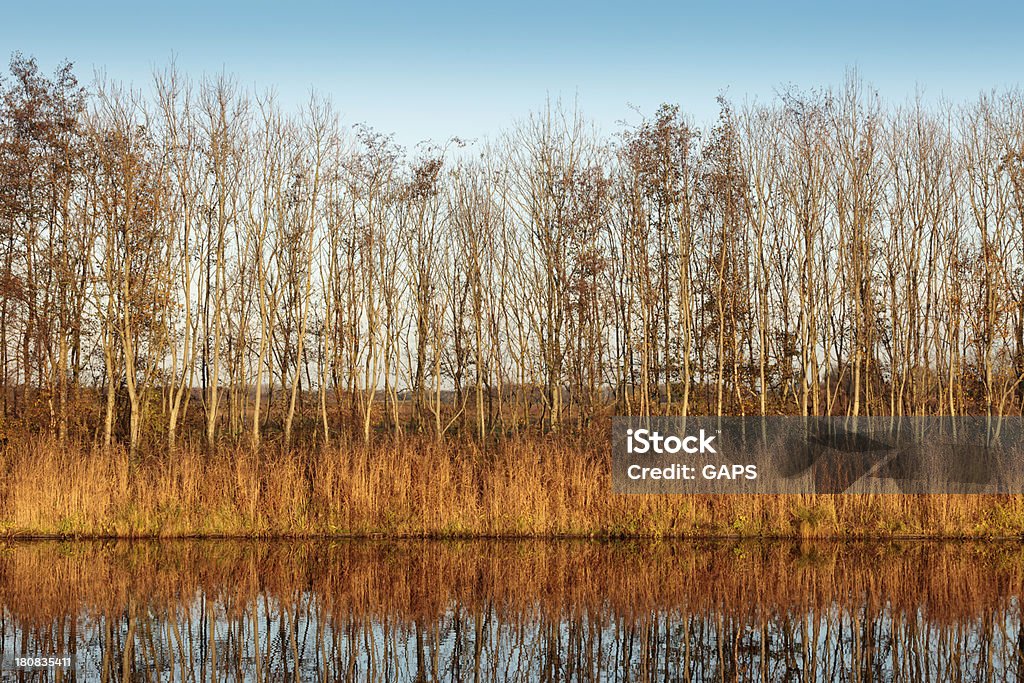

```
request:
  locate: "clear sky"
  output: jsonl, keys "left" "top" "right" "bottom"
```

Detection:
{"left": 2, "top": 1, "right": 1022, "bottom": 147}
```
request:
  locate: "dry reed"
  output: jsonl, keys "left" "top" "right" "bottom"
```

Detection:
{"left": 2, "top": 435, "right": 1024, "bottom": 538}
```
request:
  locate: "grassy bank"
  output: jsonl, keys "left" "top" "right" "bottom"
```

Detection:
{"left": 2, "top": 435, "right": 1024, "bottom": 538}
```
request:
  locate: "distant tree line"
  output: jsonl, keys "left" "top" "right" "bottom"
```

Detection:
{"left": 2, "top": 54, "right": 1023, "bottom": 452}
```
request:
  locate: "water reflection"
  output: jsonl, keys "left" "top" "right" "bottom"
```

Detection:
{"left": 0, "top": 539, "right": 1022, "bottom": 681}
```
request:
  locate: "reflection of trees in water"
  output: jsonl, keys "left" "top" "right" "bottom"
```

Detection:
{"left": 10, "top": 602, "right": 1021, "bottom": 680}
{"left": 1, "top": 541, "right": 1023, "bottom": 680}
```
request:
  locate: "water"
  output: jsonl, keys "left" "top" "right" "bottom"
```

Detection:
{"left": 1, "top": 539, "right": 1022, "bottom": 681}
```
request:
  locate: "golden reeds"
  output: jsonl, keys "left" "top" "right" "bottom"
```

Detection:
{"left": 2, "top": 435, "right": 1023, "bottom": 538}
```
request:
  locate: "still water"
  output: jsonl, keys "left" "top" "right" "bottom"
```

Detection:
{"left": 0, "top": 539, "right": 1022, "bottom": 681}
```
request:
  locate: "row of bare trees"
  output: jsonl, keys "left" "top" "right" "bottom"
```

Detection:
{"left": 2, "top": 56, "right": 1023, "bottom": 452}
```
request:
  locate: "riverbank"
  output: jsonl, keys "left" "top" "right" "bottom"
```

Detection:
{"left": 3, "top": 436, "right": 1024, "bottom": 539}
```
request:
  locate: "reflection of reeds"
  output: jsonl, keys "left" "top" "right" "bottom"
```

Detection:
{"left": 4, "top": 435, "right": 1024, "bottom": 538}
{"left": 2, "top": 540, "right": 1023, "bottom": 624}
{"left": 1, "top": 540, "right": 1023, "bottom": 680}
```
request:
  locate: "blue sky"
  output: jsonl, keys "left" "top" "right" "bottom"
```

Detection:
{"left": 2, "top": 1, "right": 1022, "bottom": 146}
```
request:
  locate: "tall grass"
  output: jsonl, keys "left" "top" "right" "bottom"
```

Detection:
{"left": 2, "top": 435, "right": 1023, "bottom": 538}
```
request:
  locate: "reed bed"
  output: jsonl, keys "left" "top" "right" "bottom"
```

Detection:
{"left": 2, "top": 435, "right": 1024, "bottom": 538}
